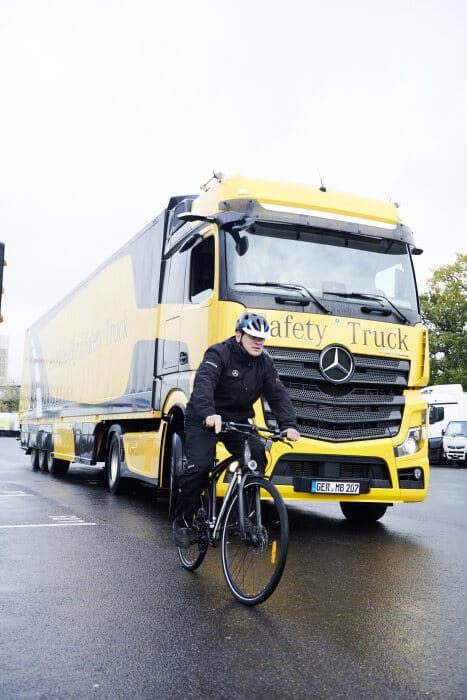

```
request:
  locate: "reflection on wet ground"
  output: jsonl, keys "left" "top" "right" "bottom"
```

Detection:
{"left": 20, "top": 460, "right": 467, "bottom": 698}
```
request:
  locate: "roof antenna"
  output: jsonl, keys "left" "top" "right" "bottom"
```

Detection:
{"left": 200, "top": 169, "right": 225, "bottom": 192}
{"left": 318, "top": 169, "right": 327, "bottom": 192}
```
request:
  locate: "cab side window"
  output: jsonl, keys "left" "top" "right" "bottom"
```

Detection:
{"left": 190, "top": 236, "right": 214, "bottom": 302}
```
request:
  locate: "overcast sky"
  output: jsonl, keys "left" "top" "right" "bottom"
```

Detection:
{"left": 1, "top": 0, "right": 466, "bottom": 380}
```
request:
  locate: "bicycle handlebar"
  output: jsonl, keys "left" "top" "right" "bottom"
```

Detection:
{"left": 220, "top": 420, "right": 289, "bottom": 441}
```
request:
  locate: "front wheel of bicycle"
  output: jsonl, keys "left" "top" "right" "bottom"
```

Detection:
{"left": 221, "top": 477, "right": 289, "bottom": 605}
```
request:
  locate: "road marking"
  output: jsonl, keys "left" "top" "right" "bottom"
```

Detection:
{"left": 0, "top": 492, "right": 34, "bottom": 496}
{"left": 0, "top": 522, "right": 96, "bottom": 529}
{"left": 0, "top": 513, "right": 96, "bottom": 529}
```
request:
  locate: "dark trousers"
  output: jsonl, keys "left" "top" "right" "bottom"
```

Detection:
{"left": 174, "top": 417, "right": 267, "bottom": 523}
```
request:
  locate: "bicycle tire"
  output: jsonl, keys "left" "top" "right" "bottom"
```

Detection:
{"left": 177, "top": 495, "right": 209, "bottom": 571}
{"left": 221, "top": 477, "right": 289, "bottom": 605}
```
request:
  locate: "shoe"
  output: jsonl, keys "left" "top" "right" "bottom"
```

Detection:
{"left": 173, "top": 520, "right": 194, "bottom": 548}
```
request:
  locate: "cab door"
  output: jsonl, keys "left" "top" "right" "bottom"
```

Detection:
{"left": 178, "top": 233, "right": 216, "bottom": 370}
{"left": 159, "top": 249, "right": 187, "bottom": 373}
{"left": 154, "top": 230, "right": 216, "bottom": 410}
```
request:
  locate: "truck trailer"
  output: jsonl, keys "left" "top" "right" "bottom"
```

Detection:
{"left": 19, "top": 173, "right": 430, "bottom": 523}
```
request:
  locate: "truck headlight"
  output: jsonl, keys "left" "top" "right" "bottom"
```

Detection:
{"left": 394, "top": 427, "right": 422, "bottom": 457}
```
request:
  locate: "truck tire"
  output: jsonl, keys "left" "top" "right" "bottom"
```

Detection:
{"left": 168, "top": 432, "right": 184, "bottom": 519}
{"left": 38, "top": 449, "right": 48, "bottom": 472}
{"left": 47, "top": 451, "right": 70, "bottom": 475}
{"left": 340, "top": 502, "right": 388, "bottom": 523}
{"left": 31, "top": 448, "right": 40, "bottom": 470}
{"left": 107, "top": 432, "right": 127, "bottom": 494}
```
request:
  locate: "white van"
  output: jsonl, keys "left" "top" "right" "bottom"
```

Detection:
{"left": 442, "top": 420, "right": 467, "bottom": 464}
{"left": 421, "top": 384, "right": 467, "bottom": 463}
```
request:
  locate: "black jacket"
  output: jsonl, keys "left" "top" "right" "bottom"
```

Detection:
{"left": 186, "top": 337, "right": 298, "bottom": 429}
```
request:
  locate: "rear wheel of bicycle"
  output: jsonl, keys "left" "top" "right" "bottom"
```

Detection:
{"left": 177, "top": 494, "right": 209, "bottom": 571}
{"left": 221, "top": 477, "right": 289, "bottom": 605}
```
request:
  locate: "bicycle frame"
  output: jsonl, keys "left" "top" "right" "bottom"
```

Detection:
{"left": 206, "top": 433, "right": 266, "bottom": 542}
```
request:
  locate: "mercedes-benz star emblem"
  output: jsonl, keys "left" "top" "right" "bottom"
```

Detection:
{"left": 319, "top": 345, "right": 354, "bottom": 384}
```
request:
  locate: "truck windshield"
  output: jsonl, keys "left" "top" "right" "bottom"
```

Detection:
{"left": 226, "top": 223, "right": 418, "bottom": 312}
{"left": 445, "top": 421, "right": 467, "bottom": 436}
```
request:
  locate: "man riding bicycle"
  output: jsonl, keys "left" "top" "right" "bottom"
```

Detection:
{"left": 173, "top": 312, "right": 300, "bottom": 548}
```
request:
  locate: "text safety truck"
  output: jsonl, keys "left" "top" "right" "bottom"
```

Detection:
{"left": 19, "top": 174, "right": 430, "bottom": 523}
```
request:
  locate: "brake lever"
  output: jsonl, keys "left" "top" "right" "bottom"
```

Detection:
{"left": 271, "top": 433, "right": 294, "bottom": 449}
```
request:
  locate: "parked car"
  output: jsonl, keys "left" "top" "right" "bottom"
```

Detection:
{"left": 442, "top": 421, "right": 467, "bottom": 465}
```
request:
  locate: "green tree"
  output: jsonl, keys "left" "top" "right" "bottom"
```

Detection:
{"left": 420, "top": 253, "right": 467, "bottom": 388}
{"left": 0, "top": 384, "right": 20, "bottom": 412}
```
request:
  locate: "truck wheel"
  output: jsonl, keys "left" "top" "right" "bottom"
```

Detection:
{"left": 31, "top": 449, "right": 40, "bottom": 470}
{"left": 47, "top": 451, "right": 70, "bottom": 475}
{"left": 107, "top": 433, "right": 127, "bottom": 494}
{"left": 340, "top": 502, "right": 388, "bottom": 523}
{"left": 38, "top": 449, "right": 48, "bottom": 472}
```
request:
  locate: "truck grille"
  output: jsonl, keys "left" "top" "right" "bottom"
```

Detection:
{"left": 266, "top": 346, "right": 409, "bottom": 442}
{"left": 271, "top": 453, "right": 391, "bottom": 487}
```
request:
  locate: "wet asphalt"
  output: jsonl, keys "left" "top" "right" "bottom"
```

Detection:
{"left": 0, "top": 437, "right": 466, "bottom": 700}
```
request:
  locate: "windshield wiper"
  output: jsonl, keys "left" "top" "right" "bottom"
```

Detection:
{"left": 235, "top": 282, "right": 331, "bottom": 314}
{"left": 323, "top": 291, "right": 410, "bottom": 324}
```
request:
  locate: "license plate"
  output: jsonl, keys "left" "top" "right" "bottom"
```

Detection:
{"left": 311, "top": 480, "right": 360, "bottom": 494}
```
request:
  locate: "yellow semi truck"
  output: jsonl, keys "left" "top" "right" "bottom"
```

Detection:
{"left": 19, "top": 174, "right": 429, "bottom": 522}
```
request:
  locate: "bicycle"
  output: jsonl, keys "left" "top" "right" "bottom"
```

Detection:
{"left": 169, "top": 421, "right": 291, "bottom": 606}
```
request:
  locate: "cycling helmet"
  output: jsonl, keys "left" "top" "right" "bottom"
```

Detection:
{"left": 235, "top": 312, "right": 271, "bottom": 339}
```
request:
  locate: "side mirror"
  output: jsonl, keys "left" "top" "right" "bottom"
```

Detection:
{"left": 177, "top": 210, "right": 252, "bottom": 257}
{"left": 219, "top": 214, "right": 254, "bottom": 257}
{"left": 235, "top": 235, "right": 249, "bottom": 256}
{"left": 179, "top": 233, "right": 202, "bottom": 253}
{"left": 178, "top": 212, "right": 215, "bottom": 224}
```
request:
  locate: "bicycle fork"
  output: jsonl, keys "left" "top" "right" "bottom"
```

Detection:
{"left": 238, "top": 473, "right": 265, "bottom": 545}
